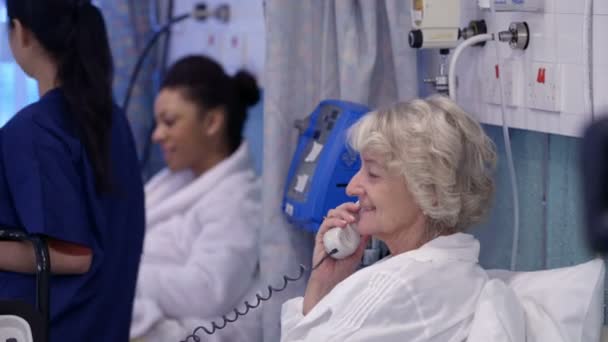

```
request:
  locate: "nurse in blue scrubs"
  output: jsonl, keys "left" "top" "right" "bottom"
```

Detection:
{"left": 0, "top": 0, "right": 145, "bottom": 341}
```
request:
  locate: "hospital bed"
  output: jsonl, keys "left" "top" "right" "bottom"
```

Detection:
{"left": 466, "top": 259, "right": 605, "bottom": 342}
{"left": 0, "top": 228, "right": 50, "bottom": 342}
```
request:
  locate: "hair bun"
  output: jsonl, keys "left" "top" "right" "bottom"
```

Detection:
{"left": 233, "top": 70, "right": 260, "bottom": 108}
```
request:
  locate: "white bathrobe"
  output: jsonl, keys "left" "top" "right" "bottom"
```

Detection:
{"left": 131, "top": 142, "right": 262, "bottom": 342}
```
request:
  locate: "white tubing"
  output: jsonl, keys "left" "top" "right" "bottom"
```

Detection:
{"left": 584, "top": 0, "right": 594, "bottom": 120}
{"left": 487, "top": 5, "right": 520, "bottom": 271}
{"left": 447, "top": 20, "right": 520, "bottom": 270}
{"left": 448, "top": 33, "right": 494, "bottom": 100}
{"left": 497, "top": 55, "right": 520, "bottom": 271}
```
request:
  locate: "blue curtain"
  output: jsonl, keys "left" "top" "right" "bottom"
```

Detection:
{"left": 100, "top": 1, "right": 163, "bottom": 179}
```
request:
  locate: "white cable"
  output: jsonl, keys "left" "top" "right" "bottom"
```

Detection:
{"left": 447, "top": 10, "right": 520, "bottom": 270}
{"left": 448, "top": 34, "right": 494, "bottom": 101}
{"left": 584, "top": 0, "right": 594, "bottom": 120}
{"left": 488, "top": 4, "right": 520, "bottom": 271}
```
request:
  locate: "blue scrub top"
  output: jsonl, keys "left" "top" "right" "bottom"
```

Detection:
{"left": 0, "top": 88, "right": 145, "bottom": 341}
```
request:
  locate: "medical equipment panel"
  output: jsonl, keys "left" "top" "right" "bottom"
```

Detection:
{"left": 283, "top": 100, "right": 369, "bottom": 233}
{"left": 493, "top": 0, "right": 543, "bottom": 12}
{"left": 408, "top": 0, "right": 461, "bottom": 49}
{"left": 431, "top": 0, "right": 595, "bottom": 137}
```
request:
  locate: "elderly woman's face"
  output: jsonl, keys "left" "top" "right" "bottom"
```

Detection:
{"left": 346, "top": 151, "right": 424, "bottom": 239}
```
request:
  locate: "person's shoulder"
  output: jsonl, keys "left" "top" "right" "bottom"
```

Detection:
{"left": 4, "top": 100, "right": 44, "bottom": 131}
{"left": 5, "top": 89, "right": 70, "bottom": 133}
{"left": 385, "top": 250, "right": 487, "bottom": 302}
{"left": 4, "top": 106, "right": 50, "bottom": 140}
{"left": 217, "top": 169, "right": 259, "bottom": 194}
{"left": 357, "top": 250, "right": 475, "bottom": 294}
{"left": 3, "top": 95, "right": 83, "bottom": 163}
{"left": 214, "top": 151, "right": 260, "bottom": 195}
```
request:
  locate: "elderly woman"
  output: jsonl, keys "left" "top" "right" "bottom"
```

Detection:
{"left": 281, "top": 95, "right": 496, "bottom": 341}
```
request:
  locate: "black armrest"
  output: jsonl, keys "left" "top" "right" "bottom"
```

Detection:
{"left": 0, "top": 228, "right": 50, "bottom": 340}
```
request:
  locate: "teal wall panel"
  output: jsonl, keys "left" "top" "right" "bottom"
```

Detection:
{"left": 472, "top": 126, "right": 548, "bottom": 271}
{"left": 545, "top": 134, "right": 593, "bottom": 268}
{"left": 472, "top": 125, "right": 594, "bottom": 271}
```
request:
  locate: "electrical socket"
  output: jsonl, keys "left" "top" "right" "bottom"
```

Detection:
{"left": 478, "top": 0, "right": 491, "bottom": 9}
{"left": 527, "top": 63, "right": 562, "bottom": 113}
{"left": 485, "top": 59, "right": 521, "bottom": 107}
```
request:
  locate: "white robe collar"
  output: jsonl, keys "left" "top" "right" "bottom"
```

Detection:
{"left": 144, "top": 142, "right": 252, "bottom": 228}
{"left": 381, "top": 232, "right": 480, "bottom": 265}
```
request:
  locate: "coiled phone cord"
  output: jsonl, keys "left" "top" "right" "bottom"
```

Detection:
{"left": 180, "top": 249, "right": 339, "bottom": 342}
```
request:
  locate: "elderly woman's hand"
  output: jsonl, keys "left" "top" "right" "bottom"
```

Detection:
{"left": 302, "top": 202, "right": 370, "bottom": 315}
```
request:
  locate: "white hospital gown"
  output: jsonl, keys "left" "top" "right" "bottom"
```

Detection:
{"left": 281, "top": 233, "right": 488, "bottom": 342}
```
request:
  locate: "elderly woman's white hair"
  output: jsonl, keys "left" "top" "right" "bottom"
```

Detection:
{"left": 348, "top": 95, "right": 497, "bottom": 232}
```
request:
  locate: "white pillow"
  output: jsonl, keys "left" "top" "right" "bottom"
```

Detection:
{"left": 467, "top": 279, "right": 526, "bottom": 342}
{"left": 487, "top": 258, "right": 605, "bottom": 342}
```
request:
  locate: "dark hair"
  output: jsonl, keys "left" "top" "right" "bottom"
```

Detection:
{"left": 7, "top": 0, "right": 114, "bottom": 192}
{"left": 162, "top": 55, "right": 260, "bottom": 153}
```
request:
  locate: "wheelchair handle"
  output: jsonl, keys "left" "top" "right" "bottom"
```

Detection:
{"left": 0, "top": 228, "right": 50, "bottom": 338}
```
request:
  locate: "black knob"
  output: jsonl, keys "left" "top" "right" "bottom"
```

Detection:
{"left": 194, "top": 3, "right": 209, "bottom": 21}
{"left": 408, "top": 30, "right": 423, "bottom": 49}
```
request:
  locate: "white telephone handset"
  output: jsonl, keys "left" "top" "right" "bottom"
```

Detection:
{"left": 322, "top": 201, "right": 361, "bottom": 259}
{"left": 323, "top": 223, "right": 360, "bottom": 259}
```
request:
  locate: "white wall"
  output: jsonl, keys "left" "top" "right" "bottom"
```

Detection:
{"left": 444, "top": 0, "right": 604, "bottom": 137}
{"left": 168, "top": 0, "right": 265, "bottom": 86}
{"left": 593, "top": 0, "right": 608, "bottom": 120}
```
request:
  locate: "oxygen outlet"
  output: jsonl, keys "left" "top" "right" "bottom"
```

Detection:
{"left": 498, "top": 22, "right": 530, "bottom": 50}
